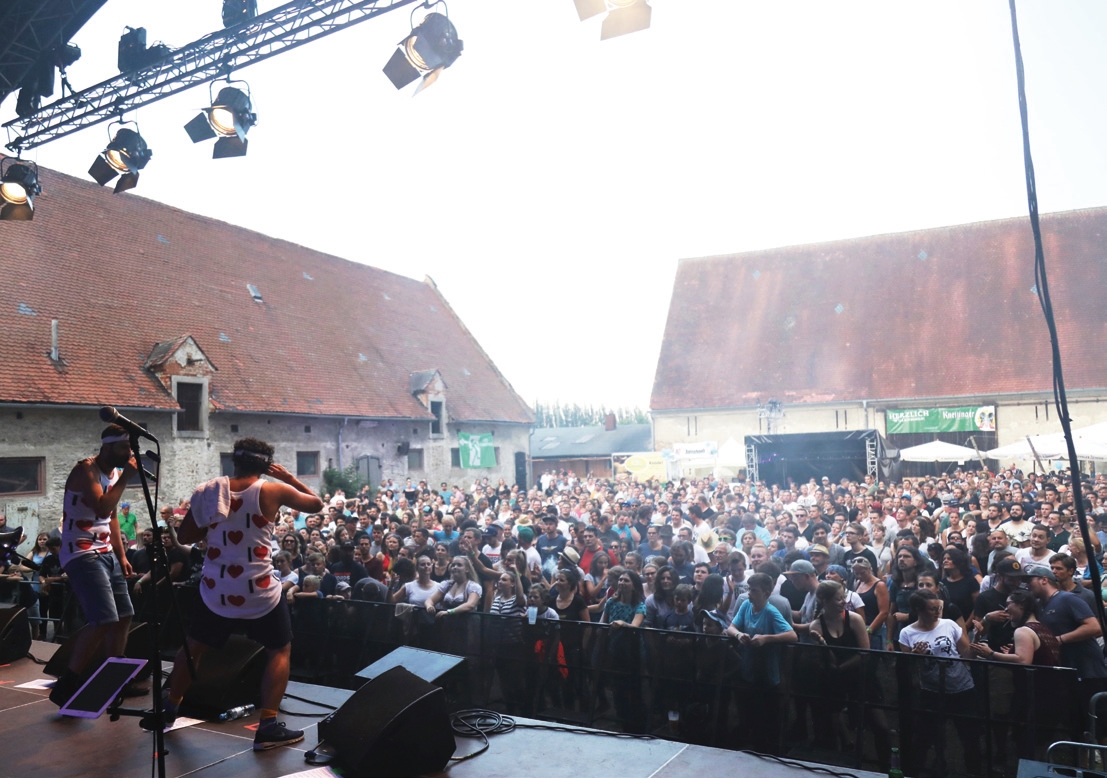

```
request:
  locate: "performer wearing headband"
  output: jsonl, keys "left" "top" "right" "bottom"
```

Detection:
{"left": 146, "top": 437, "right": 323, "bottom": 751}
{"left": 50, "top": 424, "right": 141, "bottom": 706}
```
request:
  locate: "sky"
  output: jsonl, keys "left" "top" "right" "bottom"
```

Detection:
{"left": 3, "top": 1, "right": 1107, "bottom": 410}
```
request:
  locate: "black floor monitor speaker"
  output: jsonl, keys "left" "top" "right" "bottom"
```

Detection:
{"left": 0, "top": 606, "right": 31, "bottom": 663}
{"left": 316, "top": 665, "right": 455, "bottom": 777}
{"left": 44, "top": 621, "right": 151, "bottom": 679}
{"left": 179, "top": 634, "right": 266, "bottom": 718}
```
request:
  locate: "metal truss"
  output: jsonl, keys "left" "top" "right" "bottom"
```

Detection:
{"left": 745, "top": 442, "right": 758, "bottom": 484}
{"left": 4, "top": 0, "right": 422, "bottom": 151}
{"left": 0, "top": 0, "right": 107, "bottom": 100}
{"left": 866, "top": 435, "right": 877, "bottom": 479}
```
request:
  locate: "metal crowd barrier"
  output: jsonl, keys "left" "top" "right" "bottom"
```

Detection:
{"left": 262, "top": 596, "right": 1088, "bottom": 777}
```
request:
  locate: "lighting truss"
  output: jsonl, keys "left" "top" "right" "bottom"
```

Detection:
{"left": 3, "top": 0, "right": 423, "bottom": 152}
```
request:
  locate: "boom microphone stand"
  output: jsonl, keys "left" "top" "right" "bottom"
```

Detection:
{"left": 105, "top": 432, "right": 168, "bottom": 778}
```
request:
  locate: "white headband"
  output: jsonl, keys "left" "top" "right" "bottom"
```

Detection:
{"left": 101, "top": 434, "right": 130, "bottom": 444}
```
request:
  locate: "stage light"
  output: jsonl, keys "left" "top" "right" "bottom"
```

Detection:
{"left": 382, "top": 9, "right": 463, "bottom": 94}
{"left": 574, "top": 0, "right": 652, "bottom": 40}
{"left": 89, "top": 124, "right": 152, "bottom": 194}
{"left": 184, "top": 82, "right": 256, "bottom": 158}
{"left": 0, "top": 160, "right": 41, "bottom": 221}
{"left": 223, "top": 0, "right": 258, "bottom": 28}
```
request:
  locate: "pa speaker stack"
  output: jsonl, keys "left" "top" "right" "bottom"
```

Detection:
{"left": 0, "top": 606, "right": 31, "bottom": 663}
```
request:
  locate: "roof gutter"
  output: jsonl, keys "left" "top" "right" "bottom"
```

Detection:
{"left": 0, "top": 402, "right": 177, "bottom": 412}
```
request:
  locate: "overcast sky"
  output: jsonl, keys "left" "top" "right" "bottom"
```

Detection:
{"left": 4, "top": 1, "right": 1106, "bottom": 409}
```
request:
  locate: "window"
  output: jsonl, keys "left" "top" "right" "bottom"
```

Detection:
{"left": 177, "top": 382, "right": 204, "bottom": 431}
{"left": 0, "top": 458, "right": 44, "bottom": 495}
{"left": 297, "top": 451, "right": 319, "bottom": 477}
{"left": 220, "top": 453, "right": 235, "bottom": 478}
{"left": 493, "top": 446, "right": 501, "bottom": 466}
{"left": 408, "top": 448, "right": 424, "bottom": 470}
{"left": 451, "top": 448, "right": 460, "bottom": 467}
{"left": 430, "top": 401, "right": 444, "bottom": 435}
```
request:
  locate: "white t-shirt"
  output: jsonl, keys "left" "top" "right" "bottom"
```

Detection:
{"left": 898, "top": 618, "right": 974, "bottom": 693}
{"left": 403, "top": 580, "right": 439, "bottom": 608}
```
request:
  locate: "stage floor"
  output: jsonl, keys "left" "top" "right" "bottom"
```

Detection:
{"left": 0, "top": 640, "right": 882, "bottom": 778}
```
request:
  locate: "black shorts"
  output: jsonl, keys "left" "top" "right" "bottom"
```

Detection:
{"left": 188, "top": 595, "right": 292, "bottom": 650}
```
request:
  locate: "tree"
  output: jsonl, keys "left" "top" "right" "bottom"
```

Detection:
{"left": 532, "top": 400, "right": 649, "bottom": 428}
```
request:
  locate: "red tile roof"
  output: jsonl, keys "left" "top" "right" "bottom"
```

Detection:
{"left": 651, "top": 207, "right": 1107, "bottom": 411}
{"left": 0, "top": 162, "right": 534, "bottom": 424}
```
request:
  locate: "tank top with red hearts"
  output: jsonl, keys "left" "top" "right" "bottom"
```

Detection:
{"left": 60, "top": 461, "right": 119, "bottom": 567}
{"left": 197, "top": 479, "right": 280, "bottom": 619}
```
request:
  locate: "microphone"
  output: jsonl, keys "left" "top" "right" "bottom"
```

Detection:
{"left": 99, "top": 406, "right": 159, "bottom": 443}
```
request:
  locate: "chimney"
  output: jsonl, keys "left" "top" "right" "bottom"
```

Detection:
{"left": 50, "top": 319, "right": 59, "bottom": 361}
{"left": 604, "top": 413, "right": 616, "bottom": 431}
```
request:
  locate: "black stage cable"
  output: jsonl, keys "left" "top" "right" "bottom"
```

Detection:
{"left": 280, "top": 691, "right": 338, "bottom": 717}
{"left": 1007, "top": 0, "right": 1107, "bottom": 630}
{"left": 447, "top": 709, "right": 654, "bottom": 764}
{"left": 24, "top": 652, "right": 48, "bottom": 665}
{"left": 446, "top": 709, "right": 860, "bottom": 777}
{"left": 739, "top": 750, "right": 861, "bottom": 778}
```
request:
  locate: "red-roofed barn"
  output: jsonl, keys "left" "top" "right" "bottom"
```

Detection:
{"left": 0, "top": 163, "right": 533, "bottom": 542}
{"left": 651, "top": 208, "right": 1107, "bottom": 482}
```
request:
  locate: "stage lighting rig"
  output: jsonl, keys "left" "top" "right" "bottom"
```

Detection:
{"left": 382, "top": 3, "right": 463, "bottom": 94}
{"left": 0, "top": 160, "right": 41, "bottom": 221}
{"left": 89, "top": 123, "right": 152, "bottom": 194}
{"left": 223, "top": 0, "right": 259, "bottom": 29}
{"left": 574, "top": 0, "right": 652, "bottom": 40}
{"left": 184, "top": 81, "right": 256, "bottom": 158}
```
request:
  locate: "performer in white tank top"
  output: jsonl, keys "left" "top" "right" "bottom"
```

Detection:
{"left": 50, "top": 424, "right": 140, "bottom": 708}
{"left": 153, "top": 438, "right": 324, "bottom": 752}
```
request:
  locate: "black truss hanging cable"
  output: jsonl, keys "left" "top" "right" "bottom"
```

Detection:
{"left": 1007, "top": 0, "right": 1107, "bottom": 631}
{"left": 3, "top": 0, "right": 423, "bottom": 151}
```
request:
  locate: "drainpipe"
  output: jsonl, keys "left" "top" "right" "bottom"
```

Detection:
{"left": 337, "top": 417, "right": 348, "bottom": 470}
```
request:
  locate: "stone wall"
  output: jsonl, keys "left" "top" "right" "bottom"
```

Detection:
{"left": 0, "top": 406, "right": 530, "bottom": 554}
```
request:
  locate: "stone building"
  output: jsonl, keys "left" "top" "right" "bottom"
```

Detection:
{"left": 0, "top": 163, "right": 533, "bottom": 544}
{"left": 651, "top": 207, "right": 1107, "bottom": 482}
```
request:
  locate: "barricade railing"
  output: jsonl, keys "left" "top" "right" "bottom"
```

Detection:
{"left": 263, "top": 596, "right": 1087, "bottom": 777}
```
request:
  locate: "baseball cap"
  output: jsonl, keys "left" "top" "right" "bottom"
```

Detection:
{"left": 482, "top": 526, "right": 499, "bottom": 538}
{"left": 121, "top": 501, "right": 130, "bottom": 508}
{"left": 340, "top": 540, "right": 355, "bottom": 550}
{"left": 517, "top": 526, "right": 534, "bottom": 542}
{"left": 995, "top": 558, "right": 1023, "bottom": 577}
{"left": 1021, "top": 563, "right": 1057, "bottom": 582}
{"left": 784, "top": 560, "right": 817, "bottom": 576}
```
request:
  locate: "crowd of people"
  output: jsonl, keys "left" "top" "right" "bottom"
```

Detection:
{"left": 6, "top": 463, "right": 1107, "bottom": 769}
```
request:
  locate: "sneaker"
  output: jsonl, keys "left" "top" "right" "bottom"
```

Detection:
{"left": 139, "top": 697, "right": 178, "bottom": 732}
{"left": 121, "top": 679, "right": 151, "bottom": 698}
{"left": 48, "top": 673, "right": 81, "bottom": 708}
{"left": 253, "top": 720, "right": 304, "bottom": 751}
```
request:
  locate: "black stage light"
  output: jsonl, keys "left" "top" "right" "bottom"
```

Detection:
{"left": 223, "top": 0, "right": 258, "bottom": 29}
{"left": 0, "top": 161, "right": 41, "bottom": 221}
{"left": 89, "top": 126, "right": 152, "bottom": 194}
{"left": 574, "top": 0, "right": 652, "bottom": 40}
{"left": 383, "top": 11, "right": 463, "bottom": 94}
{"left": 184, "top": 83, "right": 256, "bottom": 158}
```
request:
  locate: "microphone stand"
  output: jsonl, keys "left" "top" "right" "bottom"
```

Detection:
{"left": 105, "top": 433, "right": 168, "bottom": 778}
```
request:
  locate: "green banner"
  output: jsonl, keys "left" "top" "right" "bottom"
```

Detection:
{"left": 458, "top": 432, "right": 496, "bottom": 468}
{"left": 886, "top": 406, "right": 996, "bottom": 434}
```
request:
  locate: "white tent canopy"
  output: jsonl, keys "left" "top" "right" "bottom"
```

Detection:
{"left": 898, "top": 440, "right": 981, "bottom": 463}
{"left": 986, "top": 423, "right": 1107, "bottom": 461}
{"left": 716, "top": 437, "right": 747, "bottom": 468}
